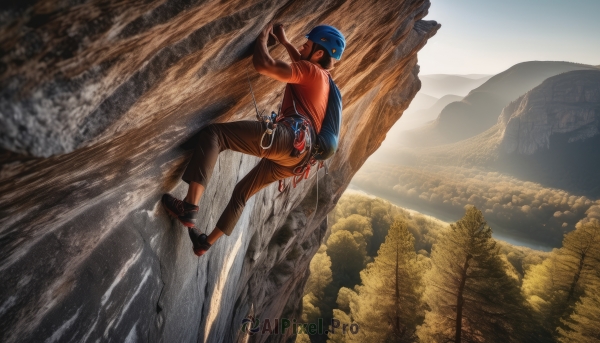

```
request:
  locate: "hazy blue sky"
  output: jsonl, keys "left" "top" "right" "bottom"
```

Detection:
{"left": 419, "top": 0, "right": 600, "bottom": 75}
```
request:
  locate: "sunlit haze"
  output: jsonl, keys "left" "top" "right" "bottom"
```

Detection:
{"left": 419, "top": 0, "right": 600, "bottom": 75}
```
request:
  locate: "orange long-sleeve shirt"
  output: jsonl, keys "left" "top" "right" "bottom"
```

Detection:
{"left": 281, "top": 60, "right": 330, "bottom": 134}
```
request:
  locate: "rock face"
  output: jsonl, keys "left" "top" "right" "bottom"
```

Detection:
{"left": 500, "top": 70, "right": 600, "bottom": 155}
{"left": 494, "top": 70, "right": 600, "bottom": 197}
{"left": 0, "top": 1, "right": 438, "bottom": 343}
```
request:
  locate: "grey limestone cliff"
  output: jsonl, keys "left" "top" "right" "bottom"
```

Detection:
{"left": 0, "top": 1, "right": 439, "bottom": 342}
{"left": 500, "top": 70, "right": 600, "bottom": 155}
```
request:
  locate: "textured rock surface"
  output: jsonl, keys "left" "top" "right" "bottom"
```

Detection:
{"left": 0, "top": 1, "right": 438, "bottom": 342}
{"left": 500, "top": 70, "right": 600, "bottom": 155}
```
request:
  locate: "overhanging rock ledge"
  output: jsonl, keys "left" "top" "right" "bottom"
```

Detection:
{"left": 0, "top": 1, "right": 439, "bottom": 342}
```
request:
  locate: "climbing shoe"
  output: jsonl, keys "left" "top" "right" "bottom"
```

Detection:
{"left": 188, "top": 228, "right": 212, "bottom": 256}
{"left": 161, "top": 193, "right": 199, "bottom": 227}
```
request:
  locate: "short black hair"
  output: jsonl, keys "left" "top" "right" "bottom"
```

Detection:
{"left": 312, "top": 43, "right": 334, "bottom": 69}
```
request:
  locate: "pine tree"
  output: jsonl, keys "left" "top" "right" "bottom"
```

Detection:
{"left": 302, "top": 292, "right": 321, "bottom": 324}
{"left": 523, "top": 221, "right": 600, "bottom": 337}
{"left": 418, "top": 206, "right": 533, "bottom": 343}
{"left": 329, "top": 194, "right": 406, "bottom": 257}
{"left": 335, "top": 287, "right": 356, "bottom": 313}
{"left": 296, "top": 331, "right": 312, "bottom": 343}
{"left": 559, "top": 221, "right": 600, "bottom": 311}
{"left": 557, "top": 284, "right": 600, "bottom": 342}
{"left": 305, "top": 248, "right": 333, "bottom": 300}
{"left": 326, "top": 230, "right": 367, "bottom": 288}
{"left": 337, "top": 219, "right": 424, "bottom": 343}
{"left": 327, "top": 309, "right": 353, "bottom": 343}
{"left": 330, "top": 214, "right": 373, "bottom": 252}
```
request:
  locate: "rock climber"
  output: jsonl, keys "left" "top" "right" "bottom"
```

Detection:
{"left": 161, "top": 23, "right": 346, "bottom": 256}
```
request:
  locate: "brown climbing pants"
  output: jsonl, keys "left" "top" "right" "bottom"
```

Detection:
{"left": 182, "top": 121, "right": 306, "bottom": 236}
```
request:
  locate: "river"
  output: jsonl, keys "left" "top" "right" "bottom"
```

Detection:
{"left": 346, "top": 184, "right": 554, "bottom": 252}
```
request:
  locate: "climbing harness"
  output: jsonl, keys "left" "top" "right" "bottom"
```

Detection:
{"left": 259, "top": 111, "right": 278, "bottom": 149}
{"left": 246, "top": 68, "right": 279, "bottom": 149}
{"left": 246, "top": 67, "right": 315, "bottom": 170}
{"left": 245, "top": 68, "right": 338, "bottom": 224}
{"left": 275, "top": 83, "right": 319, "bottom": 192}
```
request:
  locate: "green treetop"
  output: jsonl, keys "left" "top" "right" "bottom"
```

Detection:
{"left": 418, "top": 206, "right": 533, "bottom": 343}
{"left": 523, "top": 220, "right": 600, "bottom": 337}
{"left": 333, "top": 219, "right": 424, "bottom": 343}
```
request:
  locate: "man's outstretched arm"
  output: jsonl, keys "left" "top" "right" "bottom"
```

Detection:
{"left": 273, "top": 24, "right": 301, "bottom": 62}
{"left": 253, "top": 23, "right": 292, "bottom": 83}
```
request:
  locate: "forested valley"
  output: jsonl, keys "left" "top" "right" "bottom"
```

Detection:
{"left": 298, "top": 193, "right": 600, "bottom": 343}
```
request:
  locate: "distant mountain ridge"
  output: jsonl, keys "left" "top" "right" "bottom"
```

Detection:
{"left": 407, "top": 92, "right": 439, "bottom": 111}
{"left": 495, "top": 69, "right": 600, "bottom": 195}
{"left": 387, "top": 74, "right": 489, "bottom": 135}
{"left": 400, "top": 61, "right": 600, "bottom": 147}
{"left": 399, "top": 94, "right": 463, "bottom": 130}
{"left": 398, "top": 70, "right": 600, "bottom": 196}
{"left": 499, "top": 70, "right": 600, "bottom": 155}
{"left": 423, "top": 74, "right": 491, "bottom": 80}
{"left": 418, "top": 74, "right": 491, "bottom": 98}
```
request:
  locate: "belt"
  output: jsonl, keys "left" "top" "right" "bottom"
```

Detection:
{"left": 277, "top": 114, "right": 315, "bottom": 156}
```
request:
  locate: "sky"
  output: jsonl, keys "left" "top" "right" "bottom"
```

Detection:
{"left": 418, "top": 0, "right": 600, "bottom": 75}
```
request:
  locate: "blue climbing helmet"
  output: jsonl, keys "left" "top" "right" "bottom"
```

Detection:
{"left": 305, "top": 25, "right": 346, "bottom": 60}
